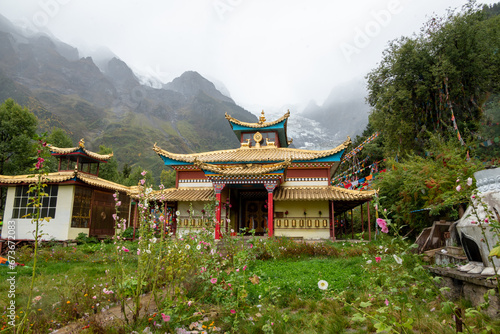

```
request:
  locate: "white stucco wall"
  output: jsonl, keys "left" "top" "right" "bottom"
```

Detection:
{"left": 1, "top": 185, "right": 75, "bottom": 241}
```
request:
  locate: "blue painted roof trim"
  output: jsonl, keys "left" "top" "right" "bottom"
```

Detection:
{"left": 231, "top": 119, "right": 286, "bottom": 132}
{"left": 160, "top": 149, "right": 344, "bottom": 167}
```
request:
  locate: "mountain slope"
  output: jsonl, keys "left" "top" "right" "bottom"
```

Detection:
{"left": 0, "top": 14, "right": 257, "bottom": 182}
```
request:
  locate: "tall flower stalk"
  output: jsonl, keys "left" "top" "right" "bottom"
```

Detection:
{"left": 18, "top": 134, "right": 50, "bottom": 333}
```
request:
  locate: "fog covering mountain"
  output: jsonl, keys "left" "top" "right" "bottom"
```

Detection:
{"left": 0, "top": 14, "right": 257, "bottom": 181}
{"left": 0, "top": 14, "right": 368, "bottom": 180}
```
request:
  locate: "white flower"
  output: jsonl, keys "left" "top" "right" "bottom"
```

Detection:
{"left": 176, "top": 211, "right": 181, "bottom": 216}
{"left": 318, "top": 280, "right": 329, "bottom": 290}
{"left": 366, "top": 260, "right": 372, "bottom": 264}
{"left": 145, "top": 249, "right": 151, "bottom": 254}
{"left": 196, "top": 244, "right": 201, "bottom": 250}
{"left": 231, "top": 229, "right": 234, "bottom": 233}
{"left": 151, "top": 237, "right": 157, "bottom": 244}
{"left": 393, "top": 254, "right": 403, "bottom": 265}
{"left": 185, "top": 244, "right": 191, "bottom": 250}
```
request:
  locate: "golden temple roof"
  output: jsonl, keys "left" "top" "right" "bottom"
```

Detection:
{"left": 49, "top": 145, "right": 113, "bottom": 161}
{"left": 193, "top": 160, "right": 291, "bottom": 176}
{"left": 0, "top": 171, "right": 134, "bottom": 194}
{"left": 148, "top": 188, "right": 214, "bottom": 202}
{"left": 225, "top": 110, "right": 290, "bottom": 128}
{"left": 273, "top": 186, "right": 376, "bottom": 202}
{"left": 153, "top": 138, "right": 351, "bottom": 164}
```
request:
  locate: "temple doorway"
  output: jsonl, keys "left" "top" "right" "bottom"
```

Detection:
{"left": 239, "top": 190, "right": 268, "bottom": 235}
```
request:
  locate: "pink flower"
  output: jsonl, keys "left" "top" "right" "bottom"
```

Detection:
{"left": 472, "top": 195, "right": 476, "bottom": 199}
{"left": 210, "top": 278, "right": 217, "bottom": 284}
{"left": 456, "top": 185, "right": 462, "bottom": 192}
{"left": 485, "top": 218, "right": 489, "bottom": 223}
{"left": 161, "top": 313, "right": 170, "bottom": 322}
{"left": 467, "top": 177, "right": 473, "bottom": 186}
{"left": 187, "top": 301, "right": 192, "bottom": 307}
{"left": 230, "top": 309, "right": 236, "bottom": 314}
{"left": 375, "top": 257, "right": 381, "bottom": 263}
{"left": 456, "top": 178, "right": 460, "bottom": 183}
{"left": 249, "top": 244, "right": 253, "bottom": 249}
{"left": 385, "top": 299, "right": 389, "bottom": 306}
{"left": 122, "top": 246, "right": 129, "bottom": 252}
{"left": 243, "top": 265, "right": 247, "bottom": 271}
{"left": 116, "top": 201, "right": 121, "bottom": 207}
{"left": 236, "top": 268, "right": 239, "bottom": 272}
{"left": 140, "top": 179, "right": 145, "bottom": 185}
{"left": 376, "top": 218, "right": 389, "bottom": 233}
{"left": 137, "top": 249, "right": 141, "bottom": 255}
{"left": 141, "top": 170, "right": 147, "bottom": 176}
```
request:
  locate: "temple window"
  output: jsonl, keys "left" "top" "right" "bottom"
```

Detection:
{"left": 12, "top": 185, "right": 58, "bottom": 219}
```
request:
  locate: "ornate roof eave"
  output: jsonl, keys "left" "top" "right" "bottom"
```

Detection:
{"left": 273, "top": 186, "right": 377, "bottom": 202}
{"left": 225, "top": 110, "right": 290, "bottom": 129}
{"left": 147, "top": 188, "right": 214, "bottom": 202}
{"left": 0, "top": 171, "right": 134, "bottom": 195}
{"left": 194, "top": 159, "right": 291, "bottom": 176}
{"left": 153, "top": 137, "right": 351, "bottom": 164}
{"left": 49, "top": 145, "right": 113, "bottom": 161}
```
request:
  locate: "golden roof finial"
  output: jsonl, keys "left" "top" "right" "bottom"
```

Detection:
{"left": 79, "top": 138, "right": 85, "bottom": 148}
{"left": 259, "top": 110, "right": 266, "bottom": 123}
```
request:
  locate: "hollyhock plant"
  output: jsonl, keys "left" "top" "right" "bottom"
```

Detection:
{"left": 375, "top": 256, "right": 381, "bottom": 263}
{"left": 376, "top": 218, "right": 389, "bottom": 233}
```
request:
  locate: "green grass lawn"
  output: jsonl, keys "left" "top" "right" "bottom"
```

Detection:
{"left": 1, "top": 239, "right": 499, "bottom": 333}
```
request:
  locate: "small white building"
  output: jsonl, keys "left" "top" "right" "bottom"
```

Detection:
{"left": 0, "top": 142, "right": 136, "bottom": 241}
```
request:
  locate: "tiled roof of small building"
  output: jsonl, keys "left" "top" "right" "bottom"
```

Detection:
{"left": 148, "top": 188, "right": 214, "bottom": 202}
{"left": 49, "top": 144, "right": 113, "bottom": 161}
{"left": 0, "top": 171, "right": 134, "bottom": 194}
{"left": 273, "top": 186, "right": 377, "bottom": 201}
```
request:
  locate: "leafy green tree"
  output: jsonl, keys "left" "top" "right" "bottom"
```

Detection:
{"left": 366, "top": 4, "right": 500, "bottom": 157}
{"left": 372, "top": 134, "right": 480, "bottom": 233}
{"left": 0, "top": 99, "right": 38, "bottom": 215}
{"left": 124, "top": 166, "right": 155, "bottom": 187}
{"left": 46, "top": 127, "right": 74, "bottom": 172}
{"left": 121, "top": 163, "right": 132, "bottom": 180}
{"left": 160, "top": 168, "right": 176, "bottom": 188}
{"left": 97, "top": 145, "right": 120, "bottom": 183}
{"left": 47, "top": 127, "right": 73, "bottom": 148}
{"left": 0, "top": 98, "right": 38, "bottom": 175}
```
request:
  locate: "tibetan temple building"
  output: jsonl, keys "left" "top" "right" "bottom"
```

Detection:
{"left": 0, "top": 140, "right": 136, "bottom": 241}
{"left": 151, "top": 110, "right": 376, "bottom": 240}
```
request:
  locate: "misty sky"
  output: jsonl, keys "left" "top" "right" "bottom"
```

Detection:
{"left": 0, "top": 0, "right": 498, "bottom": 112}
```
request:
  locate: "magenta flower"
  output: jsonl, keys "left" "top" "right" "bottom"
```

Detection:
{"left": 375, "top": 257, "right": 381, "bottom": 263}
{"left": 376, "top": 218, "right": 389, "bottom": 233}
{"left": 230, "top": 309, "right": 236, "bottom": 314}
{"left": 122, "top": 246, "right": 129, "bottom": 252}
{"left": 161, "top": 313, "right": 170, "bottom": 322}
{"left": 243, "top": 265, "right": 247, "bottom": 271}
{"left": 385, "top": 299, "right": 389, "bottom": 306}
{"left": 210, "top": 278, "right": 217, "bottom": 284}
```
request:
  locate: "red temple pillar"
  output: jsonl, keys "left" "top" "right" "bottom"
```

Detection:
{"left": 214, "top": 183, "right": 225, "bottom": 240}
{"left": 264, "top": 182, "right": 277, "bottom": 237}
